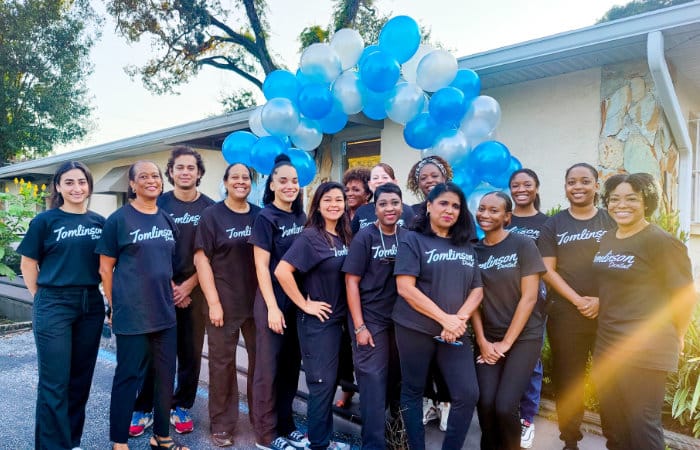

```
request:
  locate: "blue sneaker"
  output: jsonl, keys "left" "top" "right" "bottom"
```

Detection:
{"left": 285, "top": 430, "right": 310, "bottom": 448}
{"left": 170, "top": 406, "right": 194, "bottom": 433}
{"left": 128, "top": 411, "right": 153, "bottom": 437}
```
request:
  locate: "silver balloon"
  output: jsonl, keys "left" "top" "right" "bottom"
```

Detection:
{"left": 385, "top": 82, "right": 425, "bottom": 125}
{"left": 416, "top": 50, "right": 458, "bottom": 92}
{"left": 460, "top": 95, "right": 501, "bottom": 140}
{"left": 401, "top": 44, "right": 433, "bottom": 84}
{"left": 261, "top": 98, "right": 300, "bottom": 136}
{"left": 331, "top": 71, "right": 364, "bottom": 115}
{"left": 330, "top": 29, "right": 365, "bottom": 70}
{"left": 248, "top": 106, "right": 270, "bottom": 137}
{"left": 300, "top": 43, "right": 342, "bottom": 84}
{"left": 291, "top": 117, "right": 323, "bottom": 151}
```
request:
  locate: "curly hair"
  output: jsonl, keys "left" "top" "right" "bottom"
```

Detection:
{"left": 165, "top": 145, "right": 205, "bottom": 187}
{"left": 602, "top": 172, "right": 659, "bottom": 218}
{"left": 342, "top": 166, "right": 371, "bottom": 199}
{"left": 406, "top": 156, "right": 453, "bottom": 199}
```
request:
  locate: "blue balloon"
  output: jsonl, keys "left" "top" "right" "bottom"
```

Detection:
{"left": 379, "top": 16, "right": 421, "bottom": 64}
{"left": 263, "top": 70, "right": 300, "bottom": 102}
{"left": 404, "top": 113, "right": 441, "bottom": 150}
{"left": 287, "top": 148, "right": 317, "bottom": 187}
{"left": 319, "top": 100, "right": 348, "bottom": 134}
{"left": 429, "top": 86, "right": 468, "bottom": 127}
{"left": 359, "top": 50, "right": 400, "bottom": 93}
{"left": 362, "top": 88, "right": 391, "bottom": 120}
{"left": 296, "top": 68, "right": 314, "bottom": 87}
{"left": 297, "top": 83, "right": 333, "bottom": 120}
{"left": 451, "top": 166, "right": 480, "bottom": 196}
{"left": 482, "top": 155, "right": 522, "bottom": 188}
{"left": 468, "top": 141, "right": 511, "bottom": 178}
{"left": 358, "top": 45, "right": 380, "bottom": 68}
{"left": 221, "top": 131, "right": 257, "bottom": 166}
{"left": 450, "top": 69, "right": 481, "bottom": 101}
{"left": 250, "top": 136, "right": 287, "bottom": 174}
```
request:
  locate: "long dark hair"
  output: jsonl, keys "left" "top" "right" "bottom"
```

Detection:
{"left": 602, "top": 172, "right": 659, "bottom": 218}
{"left": 305, "top": 181, "right": 352, "bottom": 246}
{"left": 263, "top": 154, "right": 303, "bottom": 214}
{"left": 509, "top": 168, "right": 541, "bottom": 211}
{"left": 411, "top": 182, "right": 473, "bottom": 246}
{"left": 166, "top": 145, "right": 205, "bottom": 187}
{"left": 127, "top": 161, "right": 164, "bottom": 200}
{"left": 50, "top": 161, "right": 93, "bottom": 208}
{"left": 565, "top": 162, "right": 600, "bottom": 205}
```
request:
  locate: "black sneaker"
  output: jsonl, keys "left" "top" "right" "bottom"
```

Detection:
{"left": 256, "top": 437, "right": 296, "bottom": 450}
{"left": 285, "top": 430, "right": 310, "bottom": 448}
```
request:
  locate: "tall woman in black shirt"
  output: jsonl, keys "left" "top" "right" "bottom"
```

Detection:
{"left": 18, "top": 161, "right": 105, "bottom": 450}
{"left": 194, "top": 163, "right": 261, "bottom": 447}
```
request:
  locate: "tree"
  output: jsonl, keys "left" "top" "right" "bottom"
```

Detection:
{"left": 597, "top": 0, "right": 693, "bottom": 23}
{"left": 0, "top": 0, "right": 99, "bottom": 163}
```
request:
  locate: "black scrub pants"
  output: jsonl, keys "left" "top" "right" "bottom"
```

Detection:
{"left": 33, "top": 286, "right": 104, "bottom": 450}
{"left": 110, "top": 326, "right": 177, "bottom": 444}
{"left": 395, "top": 324, "right": 479, "bottom": 450}
{"left": 352, "top": 323, "right": 401, "bottom": 450}
{"left": 252, "top": 298, "right": 301, "bottom": 445}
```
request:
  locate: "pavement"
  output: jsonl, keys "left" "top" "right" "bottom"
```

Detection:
{"left": 0, "top": 329, "right": 608, "bottom": 449}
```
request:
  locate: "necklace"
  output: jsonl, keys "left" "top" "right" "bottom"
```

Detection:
{"left": 377, "top": 221, "right": 398, "bottom": 262}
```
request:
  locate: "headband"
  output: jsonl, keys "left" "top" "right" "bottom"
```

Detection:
{"left": 414, "top": 157, "right": 447, "bottom": 186}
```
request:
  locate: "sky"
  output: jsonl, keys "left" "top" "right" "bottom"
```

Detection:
{"left": 64, "top": 0, "right": 625, "bottom": 152}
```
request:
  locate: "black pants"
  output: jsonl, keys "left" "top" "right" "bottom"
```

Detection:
{"left": 424, "top": 361, "right": 450, "bottom": 402}
{"left": 476, "top": 339, "right": 541, "bottom": 450}
{"left": 33, "top": 286, "right": 104, "bottom": 450}
{"left": 547, "top": 315, "right": 596, "bottom": 446}
{"left": 252, "top": 298, "right": 301, "bottom": 444}
{"left": 206, "top": 315, "right": 256, "bottom": 434}
{"left": 134, "top": 287, "right": 206, "bottom": 413}
{"left": 395, "top": 324, "right": 479, "bottom": 450}
{"left": 352, "top": 323, "right": 401, "bottom": 450}
{"left": 336, "top": 323, "right": 355, "bottom": 394}
{"left": 595, "top": 361, "right": 667, "bottom": 450}
{"left": 110, "top": 326, "right": 177, "bottom": 444}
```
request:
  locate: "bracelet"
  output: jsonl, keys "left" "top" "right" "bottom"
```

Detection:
{"left": 354, "top": 324, "right": 367, "bottom": 335}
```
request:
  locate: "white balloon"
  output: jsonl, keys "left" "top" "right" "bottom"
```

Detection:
{"left": 468, "top": 184, "right": 496, "bottom": 214}
{"left": 460, "top": 95, "right": 501, "bottom": 140}
{"left": 330, "top": 29, "right": 365, "bottom": 70}
{"left": 300, "top": 43, "right": 342, "bottom": 84}
{"left": 432, "top": 129, "right": 470, "bottom": 165}
{"left": 401, "top": 44, "right": 433, "bottom": 84}
{"left": 416, "top": 50, "right": 458, "bottom": 92}
{"left": 291, "top": 117, "right": 323, "bottom": 151}
{"left": 248, "top": 106, "right": 270, "bottom": 137}
{"left": 385, "top": 82, "right": 425, "bottom": 125}
{"left": 261, "top": 98, "right": 300, "bottom": 136}
{"left": 331, "top": 71, "right": 364, "bottom": 115}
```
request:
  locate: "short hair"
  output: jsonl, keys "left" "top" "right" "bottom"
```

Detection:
{"left": 127, "top": 161, "right": 164, "bottom": 200}
{"left": 342, "top": 166, "right": 371, "bottom": 200}
{"left": 602, "top": 172, "right": 659, "bottom": 218}
{"left": 49, "top": 161, "right": 93, "bottom": 208}
{"left": 509, "top": 168, "right": 541, "bottom": 211}
{"left": 406, "top": 156, "right": 453, "bottom": 198}
{"left": 374, "top": 183, "right": 403, "bottom": 203}
{"left": 372, "top": 163, "right": 396, "bottom": 180}
{"left": 411, "top": 182, "right": 473, "bottom": 246}
{"left": 166, "top": 146, "right": 205, "bottom": 187}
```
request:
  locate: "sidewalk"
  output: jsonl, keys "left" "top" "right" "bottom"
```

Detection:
{"left": 0, "top": 329, "right": 608, "bottom": 449}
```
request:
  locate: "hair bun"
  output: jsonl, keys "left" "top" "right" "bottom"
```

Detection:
{"left": 274, "top": 154, "right": 291, "bottom": 164}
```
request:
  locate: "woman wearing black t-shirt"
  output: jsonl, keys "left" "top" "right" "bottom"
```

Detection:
{"left": 275, "top": 181, "right": 352, "bottom": 450}
{"left": 393, "top": 182, "right": 483, "bottom": 450}
{"left": 351, "top": 163, "right": 414, "bottom": 234}
{"left": 406, "top": 155, "right": 453, "bottom": 213}
{"left": 537, "top": 163, "right": 615, "bottom": 450}
{"left": 18, "top": 161, "right": 105, "bottom": 450}
{"left": 593, "top": 173, "right": 695, "bottom": 450}
{"left": 193, "top": 163, "right": 261, "bottom": 447}
{"left": 96, "top": 161, "right": 187, "bottom": 450}
{"left": 249, "top": 155, "right": 308, "bottom": 450}
{"left": 472, "top": 192, "right": 546, "bottom": 450}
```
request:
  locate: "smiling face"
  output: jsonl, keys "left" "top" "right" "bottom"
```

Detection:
{"left": 345, "top": 179, "right": 369, "bottom": 211}
{"left": 368, "top": 166, "right": 395, "bottom": 192}
{"left": 606, "top": 182, "right": 645, "bottom": 229}
{"left": 509, "top": 172, "right": 538, "bottom": 208}
{"left": 375, "top": 192, "right": 402, "bottom": 228}
{"left": 225, "top": 164, "right": 251, "bottom": 201}
{"left": 169, "top": 154, "right": 199, "bottom": 190}
{"left": 130, "top": 162, "right": 163, "bottom": 200}
{"left": 270, "top": 164, "right": 300, "bottom": 205}
{"left": 319, "top": 187, "right": 346, "bottom": 223}
{"left": 427, "top": 191, "right": 461, "bottom": 235}
{"left": 56, "top": 168, "right": 91, "bottom": 207}
{"left": 418, "top": 163, "right": 446, "bottom": 196}
{"left": 476, "top": 193, "right": 511, "bottom": 233}
{"left": 565, "top": 166, "right": 599, "bottom": 207}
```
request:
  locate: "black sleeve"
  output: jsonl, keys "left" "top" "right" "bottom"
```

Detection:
{"left": 16, "top": 214, "right": 47, "bottom": 260}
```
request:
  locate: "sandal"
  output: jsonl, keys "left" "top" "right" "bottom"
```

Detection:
{"left": 150, "top": 435, "right": 189, "bottom": 450}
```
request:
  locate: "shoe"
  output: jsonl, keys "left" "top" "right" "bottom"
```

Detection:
{"left": 563, "top": 442, "right": 579, "bottom": 450}
{"left": 256, "top": 437, "right": 296, "bottom": 450}
{"left": 211, "top": 431, "right": 234, "bottom": 447}
{"left": 334, "top": 391, "right": 354, "bottom": 408}
{"left": 285, "top": 430, "right": 310, "bottom": 448}
{"left": 422, "top": 398, "right": 438, "bottom": 425}
{"left": 520, "top": 419, "right": 535, "bottom": 448}
{"left": 149, "top": 435, "right": 189, "bottom": 449}
{"left": 437, "top": 402, "right": 450, "bottom": 432}
{"left": 170, "top": 407, "right": 194, "bottom": 434}
{"left": 129, "top": 411, "right": 154, "bottom": 437}
{"left": 327, "top": 441, "right": 349, "bottom": 450}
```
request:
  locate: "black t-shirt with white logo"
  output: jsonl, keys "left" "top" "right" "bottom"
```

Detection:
{"left": 393, "top": 230, "right": 482, "bottom": 336}
{"left": 249, "top": 204, "right": 306, "bottom": 312}
{"left": 341, "top": 224, "right": 400, "bottom": 331}
{"left": 538, "top": 209, "right": 615, "bottom": 330}
{"left": 593, "top": 224, "right": 692, "bottom": 371}
{"left": 158, "top": 191, "right": 215, "bottom": 283}
{"left": 96, "top": 204, "right": 178, "bottom": 335}
{"left": 351, "top": 202, "right": 415, "bottom": 235}
{"left": 18, "top": 208, "right": 105, "bottom": 287}
{"left": 195, "top": 201, "right": 261, "bottom": 320}
{"left": 282, "top": 228, "right": 348, "bottom": 322}
{"left": 475, "top": 232, "right": 546, "bottom": 342}
{"left": 507, "top": 212, "right": 548, "bottom": 241}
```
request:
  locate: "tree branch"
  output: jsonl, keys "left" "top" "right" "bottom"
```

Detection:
{"left": 198, "top": 56, "right": 264, "bottom": 88}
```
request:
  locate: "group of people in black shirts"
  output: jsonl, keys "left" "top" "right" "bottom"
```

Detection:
{"left": 19, "top": 144, "right": 695, "bottom": 450}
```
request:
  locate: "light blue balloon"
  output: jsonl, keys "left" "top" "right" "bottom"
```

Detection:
{"left": 468, "top": 141, "right": 511, "bottom": 179}
{"left": 362, "top": 87, "right": 391, "bottom": 120}
{"left": 429, "top": 86, "right": 468, "bottom": 127}
{"left": 297, "top": 83, "right": 333, "bottom": 120}
{"left": 250, "top": 136, "right": 287, "bottom": 174}
{"left": 221, "top": 131, "right": 257, "bottom": 166}
{"left": 263, "top": 70, "right": 300, "bottom": 102}
{"left": 287, "top": 148, "right": 317, "bottom": 187}
{"left": 291, "top": 117, "right": 323, "bottom": 151}
{"left": 359, "top": 50, "right": 400, "bottom": 93}
{"left": 358, "top": 45, "right": 380, "bottom": 68}
{"left": 379, "top": 16, "right": 421, "bottom": 64}
{"left": 432, "top": 128, "right": 469, "bottom": 165}
{"left": 385, "top": 82, "right": 425, "bottom": 125}
{"left": 331, "top": 70, "right": 363, "bottom": 115}
{"left": 449, "top": 69, "right": 481, "bottom": 102}
{"left": 319, "top": 100, "right": 348, "bottom": 134}
{"left": 261, "top": 98, "right": 300, "bottom": 137}
{"left": 403, "top": 112, "right": 441, "bottom": 149}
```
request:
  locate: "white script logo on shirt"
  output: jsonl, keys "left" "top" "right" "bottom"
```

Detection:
{"left": 172, "top": 212, "right": 201, "bottom": 226}
{"left": 333, "top": 245, "right": 348, "bottom": 257}
{"left": 279, "top": 223, "right": 304, "bottom": 238}
{"left": 53, "top": 225, "right": 102, "bottom": 242}
{"left": 556, "top": 228, "right": 607, "bottom": 245}
{"left": 129, "top": 226, "right": 175, "bottom": 243}
{"left": 425, "top": 249, "right": 475, "bottom": 266}
{"left": 226, "top": 225, "right": 252, "bottom": 239}
{"left": 479, "top": 253, "right": 518, "bottom": 270}
{"left": 593, "top": 250, "right": 635, "bottom": 270}
{"left": 372, "top": 244, "right": 398, "bottom": 259}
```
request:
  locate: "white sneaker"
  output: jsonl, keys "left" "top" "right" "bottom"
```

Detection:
{"left": 437, "top": 402, "right": 450, "bottom": 431}
{"left": 327, "top": 441, "right": 349, "bottom": 450}
{"left": 520, "top": 419, "right": 535, "bottom": 448}
{"left": 422, "top": 398, "right": 438, "bottom": 425}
